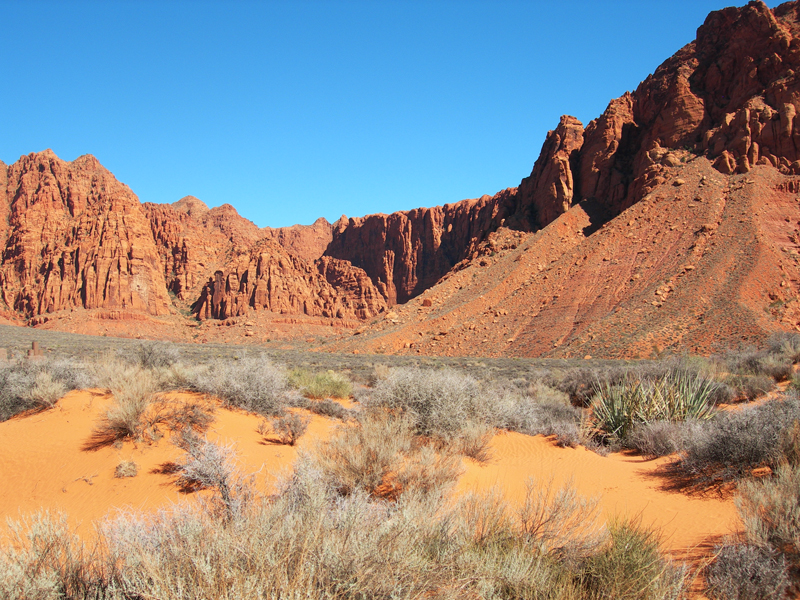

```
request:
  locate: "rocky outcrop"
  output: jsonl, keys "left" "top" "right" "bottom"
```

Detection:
{"left": 191, "top": 239, "right": 386, "bottom": 320}
{"left": 261, "top": 217, "right": 333, "bottom": 261}
{"left": 516, "top": 116, "right": 585, "bottom": 227}
{"left": 0, "top": 151, "right": 172, "bottom": 316}
{"left": 516, "top": 0, "right": 800, "bottom": 224}
{"left": 324, "top": 188, "right": 518, "bottom": 305}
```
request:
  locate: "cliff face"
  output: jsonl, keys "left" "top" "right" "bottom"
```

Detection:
{"left": 144, "top": 199, "right": 260, "bottom": 301}
{"left": 0, "top": 151, "right": 171, "bottom": 317}
{"left": 261, "top": 217, "right": 333, "bottom": 262}
{"left": 191, "top": 239, "right": 386, "bottom": 320}
{"left": 325, "top": 188, "right": 518, "bottom": 305}
{"left": 0, "top": 153, "right": 378, "bottom": 326}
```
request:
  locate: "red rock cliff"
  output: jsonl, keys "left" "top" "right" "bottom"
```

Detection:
{"left": 324, "top": 188, "right": 518, "bottom": 305}
{"left": 0, "top": 151, "right": 171, "bottom": 317}
{"left": 191, "top": 239, "right": 387, "bottom": 320}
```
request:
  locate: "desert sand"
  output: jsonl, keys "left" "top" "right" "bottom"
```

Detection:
{"left": 0, "top": 390, "right": 739, "bottom": 568}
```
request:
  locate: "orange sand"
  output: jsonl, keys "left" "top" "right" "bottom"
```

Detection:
{"left": 0, "top": 390, "right": 336, "bottom": 534}
{"left": 0, "top": 391, "right": 739, "bottom": 564}
{"left": 459, "top": 431, "right": 740, "bottom": 559}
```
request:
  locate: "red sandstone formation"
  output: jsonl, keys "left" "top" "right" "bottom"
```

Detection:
{"left": 0, "top": 151, "right": 171, "bottom": 317}
{"left": 325, "top": 188, "right": 518, "bottom": 304}
{"left": 191, "top": 239, "right": 386, "bottom": 320}
{"left": 8, "top": 1, "right": 800, "bottom": 359}
{"left": 261, "top": 217, "right": 333, "bottom": 262}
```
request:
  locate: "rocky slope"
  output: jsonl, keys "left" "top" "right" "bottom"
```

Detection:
{"left": 324, "top": 1, "right": 800, "bottom": 308}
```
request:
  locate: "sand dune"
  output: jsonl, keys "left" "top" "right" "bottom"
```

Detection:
{"left": 0, "top": 390, "right": 739, "bottom": 565}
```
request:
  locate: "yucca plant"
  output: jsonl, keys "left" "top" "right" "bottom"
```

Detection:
{"left": 591, "top": 371, "right": 716, "bottom": 443}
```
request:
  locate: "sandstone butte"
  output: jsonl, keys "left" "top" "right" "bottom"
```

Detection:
{"left": 2, "top": 0, "right": 800, "bottom": 357}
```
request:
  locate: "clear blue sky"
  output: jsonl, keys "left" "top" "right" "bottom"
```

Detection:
{"left": 0, "top": 1, "right": 774, "bottom": 228}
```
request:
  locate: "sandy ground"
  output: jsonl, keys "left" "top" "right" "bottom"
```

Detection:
{"left": 0, "top": 391, "right": 739, "bottom": 576}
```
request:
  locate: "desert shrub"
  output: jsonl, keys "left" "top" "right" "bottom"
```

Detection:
{"left": 310, "top": 409, "right": 461, "bottom": 499}
{"left": 549, "top": 366, "right": 628, "bottom": 407}
{"left": 723, "top": 373, "right": 774, "bottom": 401}
{"left": 289, "top": 368, "right": 353, "bottom": 399}
{"left": 172, "top": 430, "right": 253, "bottom": 521}
{"left": 725, "top": 347, "right": 792, "bottom": 383}
{"left": 518, "top": 478, "right": 606, "bottom": 561}
{"left": 307, "top": 398, "right": 351, "bottom": 420}
{"left": 679, "top": 395, "right": 800, "bottom": 483}
{"left": 591, "top": 371, "right": 716, "bottom": 443}
{"left": 0, "top": 358, "right": 93, "bottom": 421}
{"left": 119, "top": 340, "right": 181, "bottom": 370}
{"left": 0, "top": 511, "right": 104, "bottom": 600}
{"left": 626, "top": 420, "right": 701, "bottom": 457}
{"left": 24, "top": 371, "right": 67, "bottom": 409}
{"left": 368, "top": 367, "right": 484, "bottom": 439}
{"left": 189, "top": 354, "right": 288, "bottom": 416}
{"left": 455, "top": 421, "right": 494, "bottom": 462}
{"left": 489, "top": 384, "right": 582, "bottom": 446}
{"left": 737, "top": 462, "right": 800, "bottom": 565}
{"left": 91, "top": 368, "right": 159, "bottom": 444}
{"left": 114, "top": 460, "right": 138, "bottom": 478}
{"left": 266, "top": 413, "right": 310, "bottom": 445}
{"left": 581, "top": 518, "right": 688, "bottom": 600}
{"left": 2, "top": 460, "right": 685, "bottom": 600}
{"left": 768, "top": 331, "right": 800, "bottom": 363}
{"left": 706, "top": 544, "right": 789, "bottom": 600}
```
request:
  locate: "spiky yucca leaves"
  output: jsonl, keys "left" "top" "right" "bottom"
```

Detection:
{"left": 591, "top": 371, "right": 717, "bottom": 443}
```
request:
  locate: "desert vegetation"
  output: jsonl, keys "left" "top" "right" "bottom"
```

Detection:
{"left": 2, "top": 333, "right": 800, "bottom": 598}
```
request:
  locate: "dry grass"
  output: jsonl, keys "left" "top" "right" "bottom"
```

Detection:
{"left": 114, "top": 460, "right": 138, "bottom": 478}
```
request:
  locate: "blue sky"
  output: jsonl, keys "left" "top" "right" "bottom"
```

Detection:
{"left": 0, "top": 1, "right": 773, "bottom": 228}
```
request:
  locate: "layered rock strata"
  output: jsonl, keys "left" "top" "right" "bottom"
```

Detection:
{"left": 191, "top": 239, "right": 386, "bottom": 320}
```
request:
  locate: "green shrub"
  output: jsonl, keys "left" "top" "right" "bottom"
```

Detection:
{"left": 581, "top": 519, "right": 688, "bottom": 600}
{"left": 591, "top": 371, "right": 716, "bottom": 443}
{"left": 289, "top": 368, "right": 353, "bottom": 399}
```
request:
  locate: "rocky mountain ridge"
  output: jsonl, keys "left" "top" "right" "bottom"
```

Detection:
{"left": 4, "top": 0, "right": 800, "bottom": 357}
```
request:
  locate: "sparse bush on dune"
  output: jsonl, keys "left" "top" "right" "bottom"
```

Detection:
{"left": 114, "top": 460, "right": 138, "bottom": 478}
{"left": 0, "top": 357, "right": 93, "bottom": 422}
{"left": 189, "top": 354, "right": 289, "bottom": 416}
{"left": 172, "top": 429, "right": 254, "bottom": 521}
{"left": 368, "top": 366, "right": 485, "bottom": 438}
{"left": 706, "top": 544, "right": 789, "bottom": 600}
{"left": 262, "top": 413, "right": 310, "bottom": 446}
{"left": 309, "top": 409, "right": 460, "bottom": 498}
{"left": 678, "top": 395, "right": 800, "bottom": 483}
